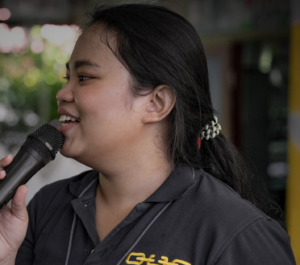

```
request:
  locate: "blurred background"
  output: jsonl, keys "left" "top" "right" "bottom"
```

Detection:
{"left": 0, "top": 0, "right": 299, "bottom": 261}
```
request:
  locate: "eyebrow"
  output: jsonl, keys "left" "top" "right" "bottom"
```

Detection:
{"left": 66, "top": 60, "right": 100, "bottom": 71}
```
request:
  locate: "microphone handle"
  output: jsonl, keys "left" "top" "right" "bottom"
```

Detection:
{"left": 0, "top": 148, "right": 45, "bottom": 209}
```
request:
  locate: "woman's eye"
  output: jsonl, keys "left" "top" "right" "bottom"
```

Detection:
{"left": 63, "top": 76, "right": 70, "bottom": 83}
{"left": 79, "top": 76, "right": 91, "bottom": 82}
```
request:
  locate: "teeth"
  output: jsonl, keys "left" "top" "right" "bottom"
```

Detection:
{"left": 59, "top": 115, "right": 80, "bottom": 122}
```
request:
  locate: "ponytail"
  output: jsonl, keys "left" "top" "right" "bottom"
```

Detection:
{"left": 200, "top": 133, "right": 285, "bottom": 227}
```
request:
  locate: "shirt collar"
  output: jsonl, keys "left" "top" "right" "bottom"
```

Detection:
{"left": 68, "top": 164, "right": 198, "bottom": 202}
{"left": 144, "top": 163, "right": 197, "bottom": 203}
{"left": 69, "top": 170, "right": 99, "bottom": 198}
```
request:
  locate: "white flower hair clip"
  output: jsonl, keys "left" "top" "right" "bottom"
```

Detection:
{"left": 200, "top": 116, "right": 222, "bottom": 140}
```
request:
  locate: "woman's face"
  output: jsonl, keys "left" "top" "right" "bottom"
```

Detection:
{"left": 56, "top": 24, "right": 146, "bottom": 167}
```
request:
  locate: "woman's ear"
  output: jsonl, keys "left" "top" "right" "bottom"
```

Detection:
{"left": 142, "top": 85, "right": 176, "bottom": 124}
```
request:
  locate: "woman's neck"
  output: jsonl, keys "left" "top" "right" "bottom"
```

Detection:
{"left": 97, "top": 154, "right": 173, "bottom": 210}
{"left": 94, "top": 152, "right": 173, "bottom": 242}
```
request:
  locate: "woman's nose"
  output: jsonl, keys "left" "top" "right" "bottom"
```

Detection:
{"left": 56, "top": 83, "right": 74, "bottom": 103}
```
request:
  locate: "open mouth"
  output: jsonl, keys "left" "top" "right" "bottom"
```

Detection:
{"left": 59, "top": 115, "right": 81, "bottom": 126}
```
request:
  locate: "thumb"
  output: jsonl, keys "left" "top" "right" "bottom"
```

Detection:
{"left": 11, "top": 185, "right": 28, "bottom": 222}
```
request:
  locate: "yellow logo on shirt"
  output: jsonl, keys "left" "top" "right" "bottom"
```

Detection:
{"left": 125, "top": 252, "right": 191, "bottom": 265}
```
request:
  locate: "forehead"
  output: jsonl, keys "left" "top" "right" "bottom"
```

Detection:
{"left": 69, "top": 23, "right": 117, "bottom": 65}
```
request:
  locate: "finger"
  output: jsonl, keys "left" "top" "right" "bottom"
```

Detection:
{"left": 11, "top": 185, "right": 28, "bottom": 222}
{"left": 0, "top": 170, "right": 6, "bottom": 180}
{"left": 0, "top": 154, "right": 13, "bottom": 169}
{"left": 0, "top": 154, "right": 13, "bottom": 180}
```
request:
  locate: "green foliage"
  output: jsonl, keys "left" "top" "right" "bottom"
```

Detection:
{"left": 0, "top": 25, "right": 73, "bottom": 150}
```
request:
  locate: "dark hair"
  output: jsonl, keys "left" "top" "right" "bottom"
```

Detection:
{"left": 84, "top": 3, "right": 284, "bottom": 226}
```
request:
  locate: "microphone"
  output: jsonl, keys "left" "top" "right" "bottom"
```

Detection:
{"left": 0, "top": 124, "right": 64, "bottom": 209}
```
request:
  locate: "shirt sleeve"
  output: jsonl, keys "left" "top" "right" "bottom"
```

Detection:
{"left": 214, "top": 218, "right": 296, "bottom": 265}
{"left": 15, "top": 192, "right": 39, "bottom": 265}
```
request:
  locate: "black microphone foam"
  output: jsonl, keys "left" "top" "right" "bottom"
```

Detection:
{"left": 0, "top": 124, "right": 64, "bottom": 209}
{"left": 24, "top": 124, "right": 64, "bottom": 164}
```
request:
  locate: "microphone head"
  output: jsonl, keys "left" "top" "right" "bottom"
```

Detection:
{"left": 22, "top": 124, "right": 65, "bottom": 165}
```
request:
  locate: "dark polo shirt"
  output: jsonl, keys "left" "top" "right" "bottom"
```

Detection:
{"left": 16, "top": 164, "right": 296, "bottom": 265}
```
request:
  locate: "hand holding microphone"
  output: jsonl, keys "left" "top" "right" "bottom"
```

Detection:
{"left": 0, "top": 124, "right": 64, "bottom": 264}
{"left": 0, "top": 155, "right": 28, "bottom": 263}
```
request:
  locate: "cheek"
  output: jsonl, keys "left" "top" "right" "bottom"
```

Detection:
{"left": 77, "top": 84, "right": 131, "bottom": 125}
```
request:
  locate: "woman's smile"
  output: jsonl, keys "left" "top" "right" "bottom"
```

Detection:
{"left": 57, "top": 112, "right": 81, "bottom": 134}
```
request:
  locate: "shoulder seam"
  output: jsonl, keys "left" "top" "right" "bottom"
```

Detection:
{"left": 210, "top": 216, "right": 267, "bottom": 265}
{"left": 201, "top": 170, "right": 269, "bottom": 219}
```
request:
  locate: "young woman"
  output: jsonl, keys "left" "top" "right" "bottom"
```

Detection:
{"left": 0, "top": 4, "right": 296, "bottom": 265}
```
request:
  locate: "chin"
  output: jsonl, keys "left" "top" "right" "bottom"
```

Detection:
{"left": 59, "top": 147, "right": 90, "bottom": 168}
{"left": 59, "top": 143, "right": 80, "bottom": 159}
{"left": 59, "top": 149, "right": 75, "bottom": 159}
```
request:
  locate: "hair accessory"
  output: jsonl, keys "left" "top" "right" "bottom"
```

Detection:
{"left": 197, "top": 137, "right": 201, "bottom": 149}
{"left": 200, "top": 116, "right": 222, "bottom": 140}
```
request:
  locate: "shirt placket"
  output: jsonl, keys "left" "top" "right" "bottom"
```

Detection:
{"left": 71, "top": 192, "right": 155, "bottom": 265}
{"left": 83, "top": 202, "right": 171, "bottom": 265}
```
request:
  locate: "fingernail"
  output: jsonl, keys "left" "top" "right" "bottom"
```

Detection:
{"left": 4, "top": 154, "right": 12, "bottom": 159}
{"left": 0, "top": 171, "right": 5, "bottom": 178}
